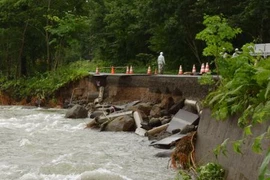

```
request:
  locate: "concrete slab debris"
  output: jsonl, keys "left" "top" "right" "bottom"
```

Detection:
{"left": 135, "top": 127, "right": 147, "bottom": 136}
{"left": 150, "top": 133, "right": 187, "bottom": 148}
{"left": 133, "top": 111, "right": 143, "bottom": 128}
{"left": 133, "top": 111, "right": 146, "bottom": 136}
{"left": 145, "top": 123, "right": 169, "bottom": 136}
{"left": 166, "top": 109, "right": 199, "bottom": 133}
{"left": 113, "top": 100, "right": 141, "bottom": 110}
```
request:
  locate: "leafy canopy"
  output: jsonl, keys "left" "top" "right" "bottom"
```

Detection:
{"left": 196, "top": 15, "right": 242, "bottom": 58}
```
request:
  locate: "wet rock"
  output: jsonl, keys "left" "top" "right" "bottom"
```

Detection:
{"left": 154, "top": 149, "right": 174, "bottom": 158}
{"left": 65, "top": 104, "right": 88, "bottom": 119}
{"left": 160, "top": 117, "right": 171, "bottom": 125}
{"left": 89, "top": 111, "right": 104, "bottom": 119}
{"left": 149, "top": 117, "right": 162, "bottom": 128}
{"left": 149, "top": 105, "right": 161, "bottom": 118}
{"left": 85, "top": 118, "right": 99, "bottom": 129}
{"left": 104, "top": 115, "right": 135, "bottom": 132}
{"left": 85, "top": 102, "right": 96, "bottom": 112}
{"left": 160, "top": 109, "right": 169, "bottom": 116}
{"left": 141, "top": 121, "right": 152, "bottom": 130}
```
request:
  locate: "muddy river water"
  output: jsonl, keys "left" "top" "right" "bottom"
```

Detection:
{"left": 0, "top": 106, "right": 175, "bottom": 180}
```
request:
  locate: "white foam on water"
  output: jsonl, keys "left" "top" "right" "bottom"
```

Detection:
{"left": 0, "top": 164, "right": 25, "bottom": 179}
{"left": 105, "top": 162, "right": 123, "bottom": 170}
{"left": 51, "top": 153, "right": 72, "bottom": 164}
{"left": 20, "top": 173, "right": 80, "bottom": 180}
{"left": 78, "top": 168, "right": 132, "bottom": 180}
{"left": 0, "top": 164, "right": 13, "bottom": 176}
{"left": 70, "top": 123, "right": 87, "bottom": 130}
{"left": 19, "top": 138, "right": 32, "bottom": 147}
{"left": 19, "top": 173, "right": 39, "bottom": 180}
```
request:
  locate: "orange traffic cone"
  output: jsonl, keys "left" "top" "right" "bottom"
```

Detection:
{"left": 95, "top": 67, "right": 99, "bottom": 74}
{"left": 192, "top": 64, "right": 196, "bottom": 74}
{"left": 178, "top": 65, "right": 183, "bottom": 75}
{"left": 200, "top": 63, "right": 205, "bottom": 74}
{"left": 111, "top": 66, "right": 115, "bottom": 74}
{"left": 129, "top": 66, "right": 133, "bottom": 74}
{"left": 205, "top": 62, "right": 210, "bottom": 73}
{"left": 147, "top": 66, "right": 151, "bottom": 75}
{"left": 126, "top": 66, "right": 129, "bottom": 74}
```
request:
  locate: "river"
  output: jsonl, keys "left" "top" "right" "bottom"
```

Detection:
{"left": 0, "top": 106, "right": 175, "bottom": 180}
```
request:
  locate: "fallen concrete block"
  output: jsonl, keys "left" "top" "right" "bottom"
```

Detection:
{"left": 150, "top": 133, "right": 187, "bottom": 149}
{"left": 133, "top": 111, "right": 143, "bottom": 128}
{"left": 146, "top": 123, "right": 169, "bottom": 137}
{"left": 133, "top": 111, "right": 147, "bottom": 136}
{"left": 135, "top": 127, "right": 147, "bottom": 136}
{"left": 166, "top": 109, "right": 199, "bottom": 133}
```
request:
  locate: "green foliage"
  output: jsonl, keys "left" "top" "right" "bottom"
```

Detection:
{"left": 214, "top": 138, "right": 229, "bottom": 158}
{"left": 0, "top": 60, "right": 94, "bottom": 99}
{"left": 197, "top": 163, "right": 225, "bottom": 180}
{"left": 252, "top": 133, "right": 266, "bottom": 154}
{"left": 196, "top": 15, "right": 242, "bottom": 59}
{"left": 174, "top": 170, "right": 192, "bottom": 180}
{"left": 175, "top": 163, "right": 226, "bottom": 180}
{"left": 198, "top": 73, "right": 215, "bottom": 85}
{"left": 259, "top": 149, "right": 270, "bottom": 180}
{"left": 197, "top": 15, "right": 270, "bottom": 179}
{"left": 233, "top": 140, "right": 244, "bottom": 154}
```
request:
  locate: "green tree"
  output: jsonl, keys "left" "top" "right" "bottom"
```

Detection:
{"left": 196, "top": 15, "right": 241, "bottom": 71}
{"left": 0, "top": 0, "right": 91, "bottom": 78}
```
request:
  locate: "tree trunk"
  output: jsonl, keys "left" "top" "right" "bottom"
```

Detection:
{"left": 45, "top": 0, "right": 51, "bottom": 71}
{"left": 185, "top": 24, "right": 201, "bottom": 64}
{"left": 17, "top": 20, "right": 29, "bottom": 78}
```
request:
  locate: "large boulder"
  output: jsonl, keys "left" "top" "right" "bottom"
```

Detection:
{"left": 65, "top": 104, "right": 88, "bottom": 119}
{"left": 104, "top": 115, "right": 135, "bottom": 131}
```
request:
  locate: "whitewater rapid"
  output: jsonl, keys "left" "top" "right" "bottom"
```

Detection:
{"left": 0, "top": 106, "right": 175, "bottom": 180}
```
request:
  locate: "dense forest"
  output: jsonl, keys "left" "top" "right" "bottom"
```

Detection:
{"left": 1, "top": 0, "right": 270, "bottom": 79}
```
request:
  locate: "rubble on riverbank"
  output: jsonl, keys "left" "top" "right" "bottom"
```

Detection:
{"left": 65, "top": 93, "right": 201, "bottom": 171}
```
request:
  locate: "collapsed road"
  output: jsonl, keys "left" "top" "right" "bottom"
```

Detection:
{"left": 63, "top": 73, "right": 213, "bottom": 173}
{"left": 61, "top": 72, "right": 268, "bottom": 180}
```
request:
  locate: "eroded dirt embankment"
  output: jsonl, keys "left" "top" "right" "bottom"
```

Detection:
{"left": 0, "top": 75, "right": 212, "bottom": 107}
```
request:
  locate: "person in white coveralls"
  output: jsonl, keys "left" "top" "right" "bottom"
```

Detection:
{"left": 157, "top": 52, "right": 165, "bottom": 74}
